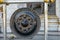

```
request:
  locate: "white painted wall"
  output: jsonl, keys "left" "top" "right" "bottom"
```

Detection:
{"left": 56, "top": 0, "right": 60, "bottom": 18}
{"left": 7, "top": 4, "right": 27, "bottom": 32}
{"left": 7, "top": 4, "right": 18, "bottom": 23}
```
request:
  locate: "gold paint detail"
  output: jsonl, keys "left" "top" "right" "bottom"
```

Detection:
{"left": 50, "top": 0, "right": 55, "bottom": 3}
{"left": 0, "top": 0, "right": 4, "bottom": 3}
{"left": 44, "top": 0, "right": 49, "bottom": 3}
{"left": 44, "top": 0, "right": 55, "bottom": 3}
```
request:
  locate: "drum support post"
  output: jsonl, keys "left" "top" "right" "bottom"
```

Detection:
{"left": 3, "top": 4, "right": 7, "bottom": 40}
{"left": 44, "top": 3, "right": 48, "bottom": 40}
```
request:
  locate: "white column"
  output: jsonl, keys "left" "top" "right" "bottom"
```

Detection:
{"left": 3, "top": 4, "right": 7, "bottom": 40}
{"left": 44, "top": 3, "right": 48, "bottom": 40}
